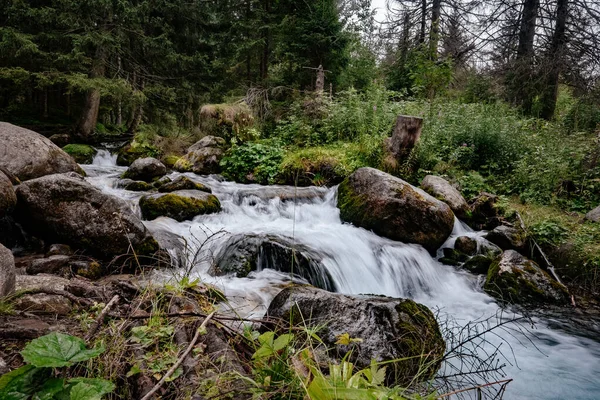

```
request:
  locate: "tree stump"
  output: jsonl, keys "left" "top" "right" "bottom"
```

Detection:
{"left": 383, "top": 115, "right": 423, "bottom": 171}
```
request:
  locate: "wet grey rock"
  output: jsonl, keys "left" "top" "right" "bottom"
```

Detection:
{"left": 15, "top": 173, "right": 158, "bottom": 259}
{"left": 123, "top": 157, "right": 167, "bottom": 182}
{"left": 337, "top": 167, "right": 455, "bottom": 252}
{"left": 485, "top": 224, "right": 528, "bottom": 252}
{"left": 116, "top": 178, "right": 154, "bottom": 191}
{"left": 188, "top": 135, "right": 226, "bottom": 152}
{"left": 421, "top": 175, "right": 470, "bottom": 220}
{"left": 158, "top": 176, "right": 211, "bottom": 193}
{"left": 267, "top": 285, "right": 445, "bottom": 385}
{"left": 0, "top": 243, "right": 16, "bottom": 297}
{"left": 0, "top": 170, "right": 17, "bottom": 218}
{"left": 0, "top": 122, "right": 84, "bottom": 181}
{"left": 484, "top": 250, "right": 569, "bottom": 305}
{"left": 27, "top": 255, "right": 71, "bottom": 275}
{"left": 174, "top": 136, "right": 227, "bottom": 175}
{"left": 48, "top": 133, "right": 71, "bottom": 147}
{"left": 210, "top": 234, "right": 335, "bottom": 291}
{"left": 462, "top": 254, "right": 494, "bottom": 274}
{"left": 455, "top": 236, "right": 477, "bottom": 256}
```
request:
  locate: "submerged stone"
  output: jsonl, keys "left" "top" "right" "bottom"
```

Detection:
{"left": 210, "top": 234, "right": 335, "bottom": 291}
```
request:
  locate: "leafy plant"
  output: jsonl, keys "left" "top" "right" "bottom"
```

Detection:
{"left": 0, "top": 332, "right": 113, "bottom": 400}
{"left": 220, "top": 139, "right": 284, "bottom": 184}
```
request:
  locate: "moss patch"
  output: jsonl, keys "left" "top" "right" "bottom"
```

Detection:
{"left": 140, "top": 193, "right": 221, "bottom": 222}
{"left": 62, "top": 144, "right": 97, "bottom": 164}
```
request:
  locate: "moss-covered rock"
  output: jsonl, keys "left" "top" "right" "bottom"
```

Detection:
{"left": 462, "top": 254, "right": 494, "bottom": 274}
{"left": 469, "top": 192, "right": 501, "bottom": 230}
{"left": 484, "top": 250, "right": 569, "bottom": 305}
{"left": 455, "top": 236, "right": 477, "bottom": 255}
{"left": 139, "top": 190, "right": 221, "bottom": 222}
{"left": 0, "top": 171, "right": 17, "bottom": 218}
{"left": 485, "top": 224, "right": 528, "bottom": 252}
{"left": 161, "top": 154, "right": 181, "bottom": 168}
{"left": 116, "top": 143, "right": 160, "bottom": 166}
{"left": 62, "top": 144, "right": 97, "bottom": 164}
{"left": 267, "top": 286, "right": 445, "bottom": 385}
{"left": 439, "top": 247, "right": 470, "bottom": 266}
{"left": 158, "top": 176, "right": 211, "bottom": 193}
{"left": 174, "top": 148, "right": 224, "bottom": 175}
{"left": 116, "top": 179, "right": 154, "bottom": 192}
{"left": 337, "top": 167, "right": 455, "bottom": 252}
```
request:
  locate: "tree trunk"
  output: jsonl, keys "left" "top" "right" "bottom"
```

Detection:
{"left": 514, "top": 0, "right": 540, "bottom": 114}
{"left": 128, "top": 79, "right": 145, "bottom": 133}
{"left": 260, "top": 0, "right": 270, "bottom": 80}
{"left": 419, "top": 0, "right": 427, "bottom": 44}
{"left": 77, "top": 48, "right": 106, "bottom": 140}
{"left": 539, "top": 0, "right": 569, "bottom": 120}
{"left": 429, "top": 0, "right": 442, "bottom": 59}
{"left": 315, "top": 65, "right": 325, "bottom": 94}
{"left": 383, "top": 115, "right": 423, "bottom": 172}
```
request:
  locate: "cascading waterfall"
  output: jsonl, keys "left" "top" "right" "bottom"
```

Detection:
{"left": 84, "top": 155, "right": 600, "bottom": 400}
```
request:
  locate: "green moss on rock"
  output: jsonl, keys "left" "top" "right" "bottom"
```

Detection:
{"left": 139, "top": 191, "right": 221, "bottom": 222}
{"left": 62, "top": 144, "right": 97, "bottom": 164}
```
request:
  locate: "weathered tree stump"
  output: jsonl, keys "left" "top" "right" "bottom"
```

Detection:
{"left": 383, "top": 115, "right": 423, "bottom": 171}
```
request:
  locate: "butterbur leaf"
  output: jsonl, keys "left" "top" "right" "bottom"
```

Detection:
{"left": 21, "top": 333, "right": 105, "bottom": 368}
{"left": 0, "top": 365, "right": 51, "bottom": 396}
{"left": 68, "top": 378, "right": 114, "bottom": 397}
{"left": 68, "top": 382, "right": 104, "bottom": 400}
{"left": 33, "top": 378, "right": 66, "bottom": 400}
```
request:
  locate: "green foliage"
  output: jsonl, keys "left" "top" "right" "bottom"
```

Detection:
{"left": 244, "top": 329, "right": 436, "bottom": 400}
{"left": 21, "top": 333, "right": 105, "bottom": 368}
{"left": 530, "top": 219, "right": 569, "bottom": 245}
{"left": 220, "top": 140, "right": 285, "bottom": 184}
{"left": 0, "top": 333, "right": 113, "bottom": 400}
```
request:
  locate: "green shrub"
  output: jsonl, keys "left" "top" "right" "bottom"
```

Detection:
{"left": 220, "top": 139, "right": 284, "bottom": 184}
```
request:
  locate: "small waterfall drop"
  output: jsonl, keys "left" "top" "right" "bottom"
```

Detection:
{"left": 80, "top": 167, "right": 600, "bottom": 400}
{"left": 91, "top": 149, "right": 118, "bottom": 166}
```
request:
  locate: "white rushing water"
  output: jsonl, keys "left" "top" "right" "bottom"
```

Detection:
{"left": 83, "top": 155, "right": 600, "bottom": 400}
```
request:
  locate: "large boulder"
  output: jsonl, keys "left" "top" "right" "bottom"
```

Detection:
{"left": 421, "top": 175, "right": 470, "bottom": 220}
{"left": 337, "top": 167, "right": 454, "bottom": 252}
{"left": 139, "top": 190, "right": 221, "bottom": 222}
{"left": 0, "top": 243, "right": 16, "bottom": 297}
{"left": 123, "top": 157, "right": 167, "bottom": 182}
{"left": 267, "top": 286, "right": 445, "bottom": 385}
{"left": 585, "top": 205, "right": 600, "bottom": 223}
{"left": 209, "top": 234, "right": 335, "bottom": 290}
{"left": 0, "top": 122, "right": 83, "bottom": 181}
{"left": 484, "top": 250, "right": 569, "bottom": 305}
{"left": 188, "top": 135, "right": 226, "bottom": 152}
{"left": 15, "top": 173, "right": 158, "bottom": 259}
{"left": 0, "top": 171, "right": 17, "bottom": 218}
{"left": 174, "top": 136, "right": 226, "bottom": 175}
